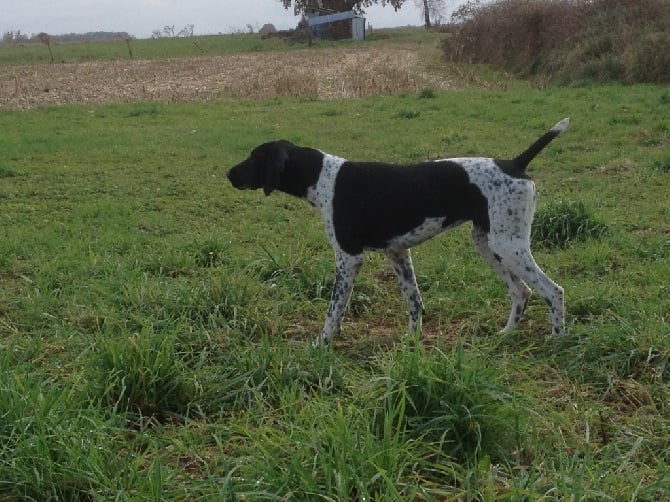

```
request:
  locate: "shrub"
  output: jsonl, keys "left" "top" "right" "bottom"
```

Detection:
{"left": 443, "top": 0, "right": 670, "bottom": 84}
{"left": 418, "top": 86, "right": 438, "bottom": 99}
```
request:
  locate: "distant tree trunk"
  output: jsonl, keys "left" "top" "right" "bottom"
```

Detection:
{"left": 422, "top": 0, "right": 431, "bottom": 28}
{"left": 124, "top": 38, "right": 133, "bottom": 59}
{"left": 38, "top": 32, "right": 54, "bottom": 63}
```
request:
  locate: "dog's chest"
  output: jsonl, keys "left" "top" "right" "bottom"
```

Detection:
{"left": 306, "top": 153, "right": 345, "bottom": 247}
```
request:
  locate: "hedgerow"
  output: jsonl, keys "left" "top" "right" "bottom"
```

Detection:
{"left": 442, "top": 0, "right": 670, "bottom": 84}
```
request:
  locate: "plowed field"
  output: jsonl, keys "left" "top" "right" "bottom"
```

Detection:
{"left": 1, "top": 45, "right": 452, "bottom": 109}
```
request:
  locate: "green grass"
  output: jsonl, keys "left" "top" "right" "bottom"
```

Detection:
{"left": 0, "top": 33, "right": 296, "bottom": 65}
{"left": 0, "top": 28, "right": 447, "bottom": 66}
{"left": 1, "top": 76, "right": 669, "bottom": 497}
{"left": 532, "top": 199, "right": 610, "bottom": 248}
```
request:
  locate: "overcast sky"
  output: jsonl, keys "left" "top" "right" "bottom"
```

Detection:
{"left": 0, "top": 0, "right": 460, "bottom": 39}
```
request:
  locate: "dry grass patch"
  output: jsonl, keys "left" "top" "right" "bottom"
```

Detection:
{"left": 0, "top": 46, "right": 452, "bottom": 109}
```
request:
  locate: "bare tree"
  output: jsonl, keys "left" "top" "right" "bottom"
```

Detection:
{"left": 163, "top": 25, "right": 176, "bottom": 37}
{"left": 123, "top": 36, "right": 133, "bottom": 59}
{"left": 151, "top": 24, "right": 196, "bottom": 39}
{"left": 37, "top": 32, "right": 54, "bottom": 63}
{"left": 415, "top": 0, "right": 447, "bottom": 28}
{"left": 451, "top": 0, "right": 481, "bottom": 24}
{"left": 177, "top": 24, "right": 195, "bottom": 37}
{"left": 278, "top": 0, "right": 407, "bottom": 15}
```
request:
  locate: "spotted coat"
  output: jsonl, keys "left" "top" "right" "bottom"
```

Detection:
{"left": 227, "top": 119, "right": 569, "bottom": 346}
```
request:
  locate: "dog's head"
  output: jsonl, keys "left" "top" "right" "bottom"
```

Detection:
{"left": 227, "top": 140, "right": 294, "bottom": 196}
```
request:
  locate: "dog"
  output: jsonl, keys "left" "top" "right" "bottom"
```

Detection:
{"left": 227, "top": 118, "right": 568, "bottom": 346}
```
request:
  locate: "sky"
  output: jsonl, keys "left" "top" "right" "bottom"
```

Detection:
{"left": 0, "top": 0, "right": 459, "bottom": 39}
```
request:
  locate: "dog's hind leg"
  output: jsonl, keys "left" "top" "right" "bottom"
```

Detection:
{"left": 486, "top": 232, "right": 565, "bottom": 337}
{"left": 315, "top": 252, "right": 364, "bottom": 347}
{"left": 472, "top": 226, "right": 532, "bottom": 333}
{"left": 386, "top": 248, "right": 424, "bottom": 337}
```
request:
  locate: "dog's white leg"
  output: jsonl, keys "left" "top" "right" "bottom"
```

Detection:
{"left": 315, "top": 251, "right": 364, "bottom": 347}
{"left": 386, "top": 248, "right": 424, "bottom": 337}
{"left": 471, "top": 226, "right": 531, "bottom": 332}
{"left": 487, "top": 236, "right": 565, "bottom": 337}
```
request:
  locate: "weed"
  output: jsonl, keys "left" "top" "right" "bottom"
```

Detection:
{"left": 0, "top": 165, "right": 17, "bottom": 178}
{"left": 394, "top": 109, "right": 421, "bottom": 119}
{"left": 418, "top": 86, "right": 438, "bottom": 99}
{"left": 652, "top": 153, "right": 670, "bottom": 173}
{"left": 192, "top": 237, "right": 229, "bottom": 268}
{"left": 126, "top": 102, "right": 161, "bottom": 117}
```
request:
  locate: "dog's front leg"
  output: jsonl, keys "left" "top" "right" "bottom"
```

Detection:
{"left": 315, "top": 252, "right": 364, "bottom": 347}
{"left": 386, "top": 248, "right": 424, "bottom": 337}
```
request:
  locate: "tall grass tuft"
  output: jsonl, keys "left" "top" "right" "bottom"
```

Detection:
{"left": 532, "top": 199, "right": 609, "bottom": 248}
{"left": 374, "top": 341, "right": 524, "bottom": 464}
{"left": 192, "top": 236, "right": 229, "bottom": 268}
{"left": 0, "top": 351, "right": 104, "bottom": 499}
{"left": 93, "top": 330, "right": 193, "bottom": 420}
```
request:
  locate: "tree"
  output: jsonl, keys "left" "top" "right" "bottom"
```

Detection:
{"left": 279, "top": 0, "right": 407, "bottom": 15}
{"left": 414, "top": 0, "right": 447, "bottom": 28}
{"left": 450, "top": 0, "right": 482, "bottom": 24}
{"left": 37, "top": 32, "right": 54, "bottom": 63}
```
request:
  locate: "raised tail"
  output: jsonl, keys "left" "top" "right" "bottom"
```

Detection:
{"left": 514, "top": 118, "right": 569, "bottom": 170}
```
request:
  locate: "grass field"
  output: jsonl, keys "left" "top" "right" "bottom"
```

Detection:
{"left": 0, "top": 29, "right": 444, "bottom": 66}
{"left": 1, "top": 30, "right": 669, "bottom": 500}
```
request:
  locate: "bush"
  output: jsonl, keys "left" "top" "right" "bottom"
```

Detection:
{"left": 443, "top": 0, "right": 670, "bottom": 84}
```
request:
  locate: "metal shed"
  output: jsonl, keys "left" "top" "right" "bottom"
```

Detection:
{"left": 306, "top": 10, "right": 366, "bottom": 41}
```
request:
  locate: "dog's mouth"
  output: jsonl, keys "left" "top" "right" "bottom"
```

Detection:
{"left": 226, "top": 169, "right": 245, "bottom": 188}
{"left": 227, "top": 177, "right": 253, "bottom": 190}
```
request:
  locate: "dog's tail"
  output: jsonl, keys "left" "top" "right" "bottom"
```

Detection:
{"left": 514, "top": 118, "right": 569, "bottom": 170}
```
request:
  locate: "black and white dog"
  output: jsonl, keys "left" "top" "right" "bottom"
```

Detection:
{"left": 227, "top": 118, "right": 568, "bottom": 346}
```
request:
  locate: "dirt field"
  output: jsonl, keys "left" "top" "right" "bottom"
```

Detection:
{"left": 1, "top": 45, "right": 452, "bottom": 110}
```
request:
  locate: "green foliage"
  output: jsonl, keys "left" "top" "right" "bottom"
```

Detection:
{"left": 0, "top": 33, "right": 294, "bottom": 65}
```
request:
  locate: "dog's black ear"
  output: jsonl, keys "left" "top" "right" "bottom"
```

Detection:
{"left": 263, "top": 144, "right": 290, "bottom": 196}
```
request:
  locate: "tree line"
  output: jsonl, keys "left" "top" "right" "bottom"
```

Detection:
{"left": 2, "top": 30, "right": 132, "bottom": 44}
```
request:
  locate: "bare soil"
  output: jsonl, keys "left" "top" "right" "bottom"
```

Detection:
{"left": 1, "top": 45, "right": 452, "bottom": 110}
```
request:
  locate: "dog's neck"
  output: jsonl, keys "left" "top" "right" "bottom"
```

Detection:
{"left": 304, "top": 152, "right": 345, "bottom": 212}
{"left": 280, "top": 147, "right": 339, "bottom": 201}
